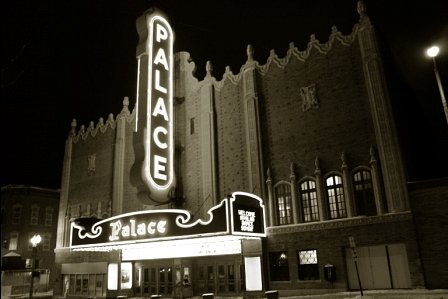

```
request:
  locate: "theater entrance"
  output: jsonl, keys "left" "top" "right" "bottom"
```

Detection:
{"left": 194, "top": 256, "right": 243, "bottom": 296}
{"left": 134, "top": 256, "right": 243, "bottom": 297}
{"left": 137, "top": 261, "right": 174, "bottom": 297}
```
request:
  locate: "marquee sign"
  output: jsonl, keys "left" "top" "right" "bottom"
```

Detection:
{"left": 230, "top": 193, "right": 265, "bottom": 237}
{"left": 133, "top": 9, "right": 175, "bottom": 204}
{"left": 70, "top": 192, "right": 266, "bottom": 249}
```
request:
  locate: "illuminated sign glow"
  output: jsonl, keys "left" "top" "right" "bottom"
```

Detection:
{"left": 238, "top": 209, "right": 256, "bottom": 232}
{"left": 133, "top": 11, "right": 175, "bottom": 204}
{"left": 70, "top": 192, "right": 266, "bottom": 249}
{"left": 144, "top": 16, "right": 174, "bottom": 190}
{"left": 230, "top": 192, "right": 267, "bottom": 237}
{"left": 109, "top": 219, "right": 167, "bottom": 241}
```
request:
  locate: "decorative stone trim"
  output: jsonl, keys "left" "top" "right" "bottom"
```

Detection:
{"left": 206, "top": 24, "right": 361, "bottom": 91}
{"left": 300, "top": 84, "right": 319, "bottom": 112}
{"left": 267, "top": 211, "right": 412, "bottom": 235}
{"left": 71, "top": 98, "right": 135, "bottom": 143}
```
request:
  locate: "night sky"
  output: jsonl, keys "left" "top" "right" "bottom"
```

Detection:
{"left": 1, "top": 0, "right": 447, "bottom": 190}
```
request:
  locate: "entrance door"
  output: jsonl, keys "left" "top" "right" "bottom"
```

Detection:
{"left": 141, "top": 264, "right": 173, "bottom": 297}
{"left": 196, "top": 259, "right": 241, "bottom": 296}
{"left": 198, "top": 265, "right": 215, "bottom": 293}
{"left": 217, "top": 264, "right": 236, "bottom": 293}
{"left": 346, "top": 243, "right": 411, "bottom": 290}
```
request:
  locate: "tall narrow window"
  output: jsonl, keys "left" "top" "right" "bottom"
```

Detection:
{"left": 9, "top": 232, "right": 19, "bottom": 250}
{"left": 269, "top": 251, "right": 290, "bottom": 281}
{"left": 275, "top": 183, "right": 292, "bottom": 225}
{"left": 31, "top": 205, "right": 39, "bottom": 225}
{"left": 42, "top": 233, "right": 51, "bottom": 251}
{"left": 326, "top": 175, "right": 346, "bottom": 219}
{"left": 12, "top": 205, "right": 22, "bottom": 225}
{"left": 45, "top": 207, "right": 54, "bottom": 226}
{"left": 190, "top": 117, "right": 195, "bottom": 135}
{"left": 299, "top": 180, "right": 319, "bottom": 222}
{"left": 297, "top": 249, "right": 319, "bottom": 280}
{"left": 353, "top": 170, "right": 376, "bottom": 216}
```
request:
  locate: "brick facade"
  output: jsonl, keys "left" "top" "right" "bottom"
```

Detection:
{"left": 52, "top": 3, "right": 446, "bottom": 297}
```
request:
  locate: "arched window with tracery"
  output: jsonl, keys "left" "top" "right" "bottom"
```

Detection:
{"left": 299, "top": 179, "right": 319, "bottom": 222}
{"left": 275, "top": 183, "right": 292, "bottom": 225}
{"left": 353, "top": 169, "right": 376, "bottom": 216}
{"left": 326, "top": 175, "right": 346, "bottom": 219}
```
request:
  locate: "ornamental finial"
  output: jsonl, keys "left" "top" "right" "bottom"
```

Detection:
{"left": 357, "top": 0, "right": 367, "bottom": 17}
{"left": 247, "top": 44, "right": 254, "bottom": 62}
{"left": 205, "top": 61, "right": 213, "bottom": 78}
{"left": 70, "top": 119, "right": 77, "bottom": 136}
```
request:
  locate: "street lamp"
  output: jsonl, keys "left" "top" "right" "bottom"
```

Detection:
{"left": 29, "top": 234, "right": 42, "bottom": 299}
{"left": 426, "top": 45, "right": 448, "bottom": 125}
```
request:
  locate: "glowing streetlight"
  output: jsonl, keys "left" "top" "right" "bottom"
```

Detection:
{"left": 29, "top": 234, "right": 42, "bottom": 299}
{"left": 426, "top": 45, "right": 448, "bottom": 125}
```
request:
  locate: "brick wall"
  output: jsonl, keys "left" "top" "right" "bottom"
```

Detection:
{"left": 266, "top": 214, "right": 424, "bottom": 293}
{"left": 259, "top": 41, "right": 375, "bottom": 181}
{"left": 69, "top": 127, "right": 115, "bottom": 215}
{"left": 409, "top": 178, "right": 448, "bottom": 289}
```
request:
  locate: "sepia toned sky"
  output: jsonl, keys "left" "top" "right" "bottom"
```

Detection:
{"left": 1, "top": 0, "right": 447, "bottom": 189}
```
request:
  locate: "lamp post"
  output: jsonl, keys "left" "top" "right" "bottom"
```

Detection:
{"left": 426, "top": 45, "right": 448, "bottom": 125}
{"left": 29, "top": 234, "right": 42, "bottom": 299}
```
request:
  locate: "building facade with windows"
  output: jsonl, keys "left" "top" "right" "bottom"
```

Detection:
{"left": 52, "top": 2, "right": 447, "bottom": 298}
{"left": 1, "top": 184, "right": 60, "bottom": 296}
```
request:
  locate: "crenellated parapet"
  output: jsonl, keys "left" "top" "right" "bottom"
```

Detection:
{"left": 70, "top": 97, "right": 135, "bottom": 143}
{"left": 190, "top": 24, "right": 361, "bottom": 92}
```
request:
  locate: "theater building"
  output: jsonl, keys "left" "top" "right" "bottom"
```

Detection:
{"left": 53, "top": 2, "right": 447, "bottom": 298}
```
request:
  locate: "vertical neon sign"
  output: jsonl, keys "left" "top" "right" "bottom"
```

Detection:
{"left": 134, "top": 10, "right": 175, "bottom": 204}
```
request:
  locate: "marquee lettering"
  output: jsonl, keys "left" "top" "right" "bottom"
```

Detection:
{"left": 109, "top": 219, "right": 167, "bottom": 241}
{"left": 238, "top": 209, "right": 256, "bottom": 232}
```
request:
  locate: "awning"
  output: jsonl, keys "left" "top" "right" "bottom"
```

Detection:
{"left": 2, "top": 251, "right": 21, "bottom": 257}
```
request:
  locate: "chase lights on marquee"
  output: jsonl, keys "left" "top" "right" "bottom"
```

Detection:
{"left": 133, "top": 9, "right": 175, "bottom": 204}
{"left": 70, "top": 192, "right": 266, "bottom": 249}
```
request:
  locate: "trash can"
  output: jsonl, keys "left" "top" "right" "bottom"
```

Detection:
{"left": 202, "top": 293, "right": 214, "bottom": 299}
{"left": 265, "top": 290, "right": 279, "bottom": 299}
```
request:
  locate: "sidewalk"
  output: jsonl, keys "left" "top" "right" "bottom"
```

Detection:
{"left": 280, "top": 289, "right": 448, "bottom": 298}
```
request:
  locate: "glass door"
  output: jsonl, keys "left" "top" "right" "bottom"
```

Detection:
{"left": 217, "top": 263, "right": 236, "bottom": 293}
{"left": 196, "top": 258, "right": 241, "bottom": 296}
{"left": 158, "top": 266, "right": 173, "bottom": 296}
{"left": 142, "top": 267, "right": 157, "bottom": 296}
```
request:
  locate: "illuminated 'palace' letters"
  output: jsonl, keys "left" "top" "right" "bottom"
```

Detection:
{"left": 147, "top": 17, "right": 173, "bottom": 188}
{"left": 109, "top": 219, "right": 167, "bottom": 241}
{"left": 133, "top": 10, "right": 175, "bottom": 204}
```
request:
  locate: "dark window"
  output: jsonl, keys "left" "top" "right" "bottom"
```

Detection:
{"left": 190, "top": 118, "right": 195, "bottom": 134}
{"left": 269, "top": 251, "right": 290, "bottom": 281}
{"left": 31, "top": 205, "right": 39, "bottom": 225}
{"left": 275, "top": 184, "right": 292, "bottom": 225}
{"left": 299, "top": 180, "right": 319, "bottom": 222}
{"left": 45, "top": 207, "right": 54, "bottom": 226}
{"left": 326, "top": 175, "right": 346, "bottom": 219}
{"left": 353, "top": 170, "right": 376, "bottom": 216}
{"left": 12, "top": 205, "right": 22, "bottom": 225}
{"left": 297, "top": 249, "right": 319, "bottom": 280}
